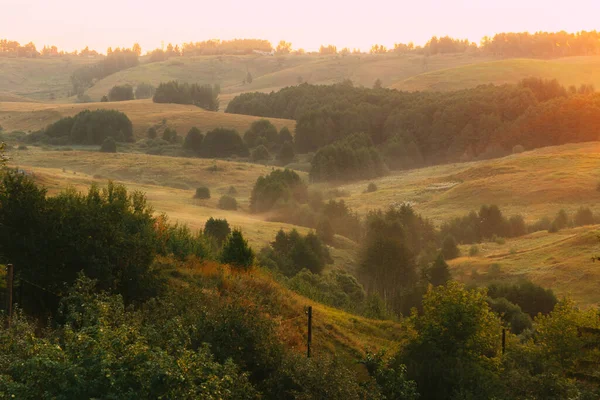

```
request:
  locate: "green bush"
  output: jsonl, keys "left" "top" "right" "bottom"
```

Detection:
{"left": 220, "top": 229, "right": 254, "bottom": 269}
{"left": 277, "top": 141, "right": 295, "bottom": 165}
{"left": 183, "top": 126, "right": 204, "bottom": 154}
{"left": 153, "top": 80, "right": 219, "bottom": 111}
{"left": 42, "top": 109, "right": 133, "bottom": 145}
{"left": 250, "top": 169, "right": 307, "bottom": 213}
{"left": 204, "top": 217, "right": 231, "bottom": 245}
{"left": 251, "top": 144, "right": 271, "bottom": 161}
{"left": 99, "top": 136, "right": 117, "bottom": 153}
{"left": 469, "top": 245, "right": 480, "bottom": 256}
{"left": 108, "top": 84, "right": 134, "bottom": 101}
{"left": 218, "top": 195, "right": 238, "bottom": 210}
{"left": 244, "top": 119, "right": 278, "bottom": 148}
{"left": 194, "top": 186, "right": 211, "bottom": 199}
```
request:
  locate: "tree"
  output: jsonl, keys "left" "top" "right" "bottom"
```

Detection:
{"left": 278, "top": 127, "right": 293, "bottom": 145}
{"left": 244, "top": 119, "right": 278, "bottom": 148}
{"left": 99, "top": 137, "right": 117, "bottom": 153}
{"left": 162, "top": 127, "right": 178, "bottom": 143}
{"left": 246, "top": 72, "right": 253, "bottom": 84}
{"left": 275, "top": 40, "right": 292, "bottom": 55}
{"left": 429, "top": 253, "right": 451, "bottom": 286}
{"left": 441, "top": 234, "right": 460, "bottom": 260}
{"left": 132, "top": 42, "right": 142, "bottom": 56}
{"left": 135, "top": 82, "right": 155, "bottom": 99}
{"left": 183, "top": 127, "right": 204, "bottom": 154}
{"left": 204, "top": 217, "right": 231, "bottom": 245}
{"left": 200, "top": 128, "right": 249, "bottom": 158}
{"left": 194, "top": 187, "right": 211, "bottom": 199}
{"left": 147, "top": 126, "right": 157, "bottom": 139}
{"left": 278, "top": 141, "right": 295, "bottom": 165}
{"left": 108, "top": 84, "right": 134, "bottom": 101}
{"left": 317, "top": 218, "right": 334, "bottom": 244}
{"left": 250, "top": 169, "right": 307, "bottom": 213}
{"left": 251, "top": 145, "right": 271, "bottom": 161}
{"left": 400, "top": 282, "right": 504, "bottom": 399}
{"left": 220, "top": 229, "right": 254, "bottom": 269}
{"left": 100, "top": 95, "right": 108, "bottom": 102}
{"left": 373, "top": 79, "right": 383, "bottom": 89}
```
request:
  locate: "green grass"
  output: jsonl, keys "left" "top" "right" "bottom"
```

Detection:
{"left": 392, "top": 56, "right": 600, "bottom": 92}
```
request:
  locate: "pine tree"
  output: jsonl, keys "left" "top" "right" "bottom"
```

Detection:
{"left": 220, "top": 229, "right": 254, "bottom": 269}
{"left": 429, "top": 254, "right": 451, "bottom": 286}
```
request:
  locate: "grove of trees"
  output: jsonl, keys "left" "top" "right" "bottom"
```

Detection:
{"left": 153, "top": 81, "right": 220, "bottom": 111}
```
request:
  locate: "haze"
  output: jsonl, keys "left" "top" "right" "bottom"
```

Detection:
{"left": 5, "top": 0, "right": 600, "bottom": 52}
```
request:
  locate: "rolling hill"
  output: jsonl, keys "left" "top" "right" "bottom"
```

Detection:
{"left": 392, "top": 56, "right": 600, "bottom": 92}
{"left": 0, "top": 99, "right": 295, "bottom": 138}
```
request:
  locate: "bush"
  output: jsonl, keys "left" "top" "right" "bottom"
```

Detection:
{"left": 200, "top": 128, "right": 249, "bottom": 158}
{"left": 244, "top": 119, "right": 278, "bottom": 148}
{"left": 220, "top": 229, "right": 254, "bottom": 269}
{"left": 441, "top": 234, "right": 460, "bottom": 260}
{"left": 204, "top": 217, "right": 231, "bottom": 245}
{"left": 251, "top": 144, "right": 271, "bottom": 161}
{"left": 512, "top": 144, "right": 525, "bottom": 154}
{"left": 574, "top": 207, "right": 594, "bottom": 226}
{"left": 99, "top": 136, "right": 117, "bottom": 153}
{"left": 135, "top": 82, "right": 156, "bottom": 99}
{"left": 147, "top": 126, "right": 157, "bottom": 139}
{"left": 162, "top": 127, "right": 178, "bottom": 143}
{"left": 365, "top": 182, "right": 378, "bottom": 193}
{"left": 469, "top": 245, "right": 480, "bottom": 256}
{"left": 227, "top": 186, "right": 238, "bottom": 195}
{"left": 100, "top": 95, "right": 108, "bottom": 102}
{"left": 108, "top": 84, "right": 134, "bottom": 101}
{"left": 277, "top": 141, "right": 295, "bottom": 165}
{"left": 218, "top": 195, "right": 238, "bottom": 210}
{"left": 43, "top": 109, "right": 133, "bottom": 145}
{"left": 17, "top": 144, "right": 28, "bottom": 150}
{"left": 250, "top": 169, "right": 307, "bottom": 213}
{"left": 183, "top": 127, "right": 204, "bottom": 154}
{"left": 194, "top": 186, "right": 211, "bottom": 199}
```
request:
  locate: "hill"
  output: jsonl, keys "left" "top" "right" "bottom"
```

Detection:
{"left": 392, "top": 56, "right": 600, "bottom": 92}
{"left": 0, "top": 55, "right": 95, "bottom": 101}
{"left": 0, "top": 99, "right": 295, "bottom": 138}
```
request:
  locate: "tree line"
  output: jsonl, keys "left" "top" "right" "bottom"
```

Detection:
{"left": 226, "top": 79, "right": 600, "bottom": 180}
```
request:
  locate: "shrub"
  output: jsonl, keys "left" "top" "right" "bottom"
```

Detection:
{"left": 162, "top": 127, "right": 178, "bottom": 143}
{"left": 441, "top": 234, "right": 460, "bottom": 260}
{"left": 277, "top": 141, "right": 295, "bottom": 165}
{"left": 365, "top": 182, "right": 378, "bottom": 193}
{"left": 227, "top": 186, "right": 238, "bottom": 195}
{"left": 17, "top": 144, "right": 28, "bottom": 150}
{"left": 183, "top": 127, "right": 204, "bottom": 154}
{"left": 135, "top": 82, "right": 156, "bottom": 99}
{"left": 512, "top": 144, "right": 525, "bottom": 154}
{"left": 147, "top": 126, "right": 157, "bottom": 139}
{"left": 220, "top": 229, "right": 254, "bottom": 269}
{"left": 278, "top": 127, "right": 293, "bottom": 145}
{"left": 218, "top": 195, "right": 238, "bottom": 210}
{"left": 108, "top": 84, "right": 134, "bottom": 101}
{"left": 100, "top": 95, "right": 108, "bottom": 102}
{"left": 200, "top": 128, "right": 249, "bottom": 158}
{"left": 250, "top": 169, "right": 307, "bottom": 213}
{"left": 194, "top": 186, "right": 211, "bottom": 199}
{"left": 251, "top": 144, "right": 271, "bottom": 161}
{"left": 574, "top": 206, "right": 594, "bottom": 226}
{"left": 244, "top": 119, "right": 278, "bottom": 148}
{"left": 469, "top": 244, "right": 480, "bottom": 256}
{"left": 204, "top": 217, "right": 231, "bottom": 245}
{"left": 99, "top": 137, "right": 117, "bottom": 153}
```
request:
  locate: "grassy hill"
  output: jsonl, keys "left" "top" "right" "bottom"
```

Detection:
{"left": 0, "top": 55, "right": 95, "bottom": 101}
{"left": 0, "top": 99, "right": 295, "bottom": 138}
{"left": 9, "top": 142, "right": 600, "bottom": 307}
{"left": 392, "top": 56, "right": 600, "bottom": 92}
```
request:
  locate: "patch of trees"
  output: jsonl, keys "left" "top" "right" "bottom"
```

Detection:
{"left": 481, "top": 30, "right": 600, "bottom": 57}
{"left": 0, "top": 39, "right": 38, "bottom": 57}
{"left": 310, "top": 133, "right": 387, "bottom": 182}
{"left": 70, "top": 46, "right": 140, "bottom": 94}
{"left": 226, "top": 79, "right": 600, "bottom": 167}
{"left": 259, "top": 229, "right": 332, "bottom": 276}
{"left": 153, "top": 81, "right": 220, "bottom": 111}
{"left": 200, "top": 128, "right": 248, "bottom": 158}
{"left": 27, "top": 109, "right": 133, "bottom": 145}
{"left": 134, "top": 82, "right": 156, "bottom": 99}
{"left": 180, "top": 38, "right": 273, "bottom": 56}
{"left": 250, "top": 169, "right": 307, "bottom": 213}
{"left": 107, "top": 84, "right": 134, "bottom": 101}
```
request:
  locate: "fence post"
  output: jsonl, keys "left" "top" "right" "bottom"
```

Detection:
{"left": 307, "top": 306, "right": 312, "bottom": 358}
{"left": 6, "top": 264, "right": 13, "bottom": 327}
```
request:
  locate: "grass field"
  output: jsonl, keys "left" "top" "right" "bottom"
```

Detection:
{"left": 392, "top": 56, "right": 600, "bottom": 92}
{"left": 0, "top": 99, "right": 295, "bottom": 138}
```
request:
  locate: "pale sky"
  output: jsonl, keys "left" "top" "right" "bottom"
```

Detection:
{"left": 3, "top": 0, "right": 600, "bottom": 53}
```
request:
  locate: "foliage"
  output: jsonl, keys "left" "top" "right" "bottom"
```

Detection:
{"left": 244, "top": 119, "right": 278, "bottom": 149}
{"left": 153, "top": 80, "right": 219, "bottom": 111}
{"left": 251, "top": 145, "right": 271, "bottom": 162}
{"left": 278, "top": 127, "right": 293, "bottom": 145}
{"left": 36, "top": 109, "right": 133, "bottom": 145}
{"left": 218, "top": 195, "right": 238, "bottom": 210}
{"left": 487, "top": 296, "right": 532, "bottom": 334}
{"left": 70, "top": 46, "right": 139, "bottom": 93}
{"left": 441, "top": 234, "right": 460, "bottom": 260}
{"left": 194, "top": 186, "right": 211, "bottom": 199}
{"left": 487, "top": 280, "right": 558, "bottom": 317}
{"left": 277, "top": 141, "right": 295, "bottom": 165}
{"left": 183, "top": 126, "right": 204, "bottom": 154}
{"left": 250, "top": 169, "right": 307, "bottom": 213}
{"left": 260, "top": 229, "right": 332, "bottom": 276}
{"left": 220, "top": 229, "right": 254, "bottom": 269}
{"left": 310, "top": 133, "right": 387, "bottom": 182}
{"left": 134, "top": 82, "right": 156, "bottom": 99}
{"left": 574, "top": 206, "right": 595, "bottom": 226}
{"left": 199, "top": 128, "right": 249, "bottom": 158}
{"left": 99, "top": 136, "right": 117, "bottom": 153}
{"left": 0, "top": 173, "right": 164, "bottom": 313}
{"left": 428, "top": 253, "right": 451, "bottom": 286}
{"left": 162, "top": 127, "right": 179, "bottom": 143}
{"left": 203, "top": 218, "right": 231, "bottom": 246}
{"left": 108, "top": 84, "right": 134, "bottom": 101}
{"left": 399, "top": 282, "right": 504, "bottom": 399}
{"left": 365, "top": 182, "right": 378, "bottom": 193}
{"left": 361, "top": 352, "right": 419, "bottom": 400}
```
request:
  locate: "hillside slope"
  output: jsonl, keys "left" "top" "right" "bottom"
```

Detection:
{"left": 0, "top": 99, "right": 295, "bottom": 138}
{"left": 392, "top": 56, "right": 600, "bottom": 92}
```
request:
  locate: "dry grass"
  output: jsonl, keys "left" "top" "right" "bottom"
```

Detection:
{"left": 392, "top": 56, "right": 600, "bottom": 92}
{"left": 0, "top": 99, "right": 295, "bottom": 138}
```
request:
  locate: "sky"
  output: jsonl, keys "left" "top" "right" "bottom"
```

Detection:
{"left": 3, "top": 0, "right": 600, "bottom": 53}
